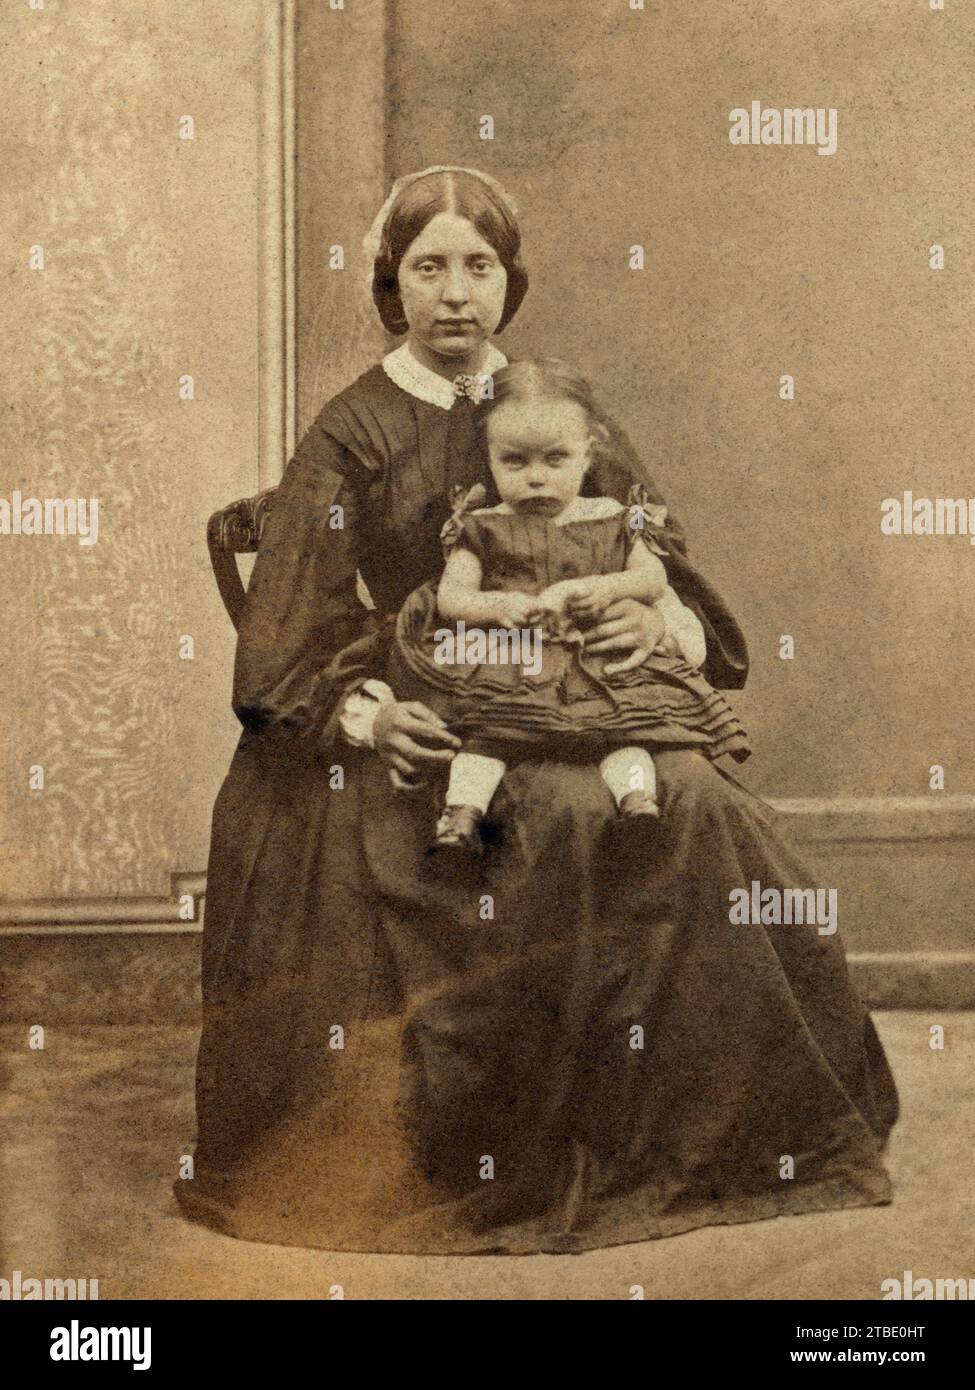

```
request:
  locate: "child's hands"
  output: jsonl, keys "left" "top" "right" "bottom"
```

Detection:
{"left": 534, "top": 576, "right": 616, "bottom": 621}
{"left": 563, "top": 576, "right": 617, "bottom": 619}
{"left": 492, "top": 591, "right": 542, "bottom": 630}
{"left": 533, "top": 579, "right": 585, "bottom": 617}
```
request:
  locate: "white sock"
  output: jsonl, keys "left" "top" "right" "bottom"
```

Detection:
{"left": 599, "top": 746, "right": 658, "bottom": 808}
{"left": 445, "top": 751, "right": 507, "bottom": 813}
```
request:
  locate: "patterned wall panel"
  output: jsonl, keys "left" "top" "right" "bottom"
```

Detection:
{"left": 0, "top": 1, "right": 264, "bottom": 898}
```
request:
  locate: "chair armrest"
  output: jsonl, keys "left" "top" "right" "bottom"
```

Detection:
{"left": 207, "top": 487, "right": 277, "bottom": 629}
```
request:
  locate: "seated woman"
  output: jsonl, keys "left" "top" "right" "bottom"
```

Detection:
{"left": 177, "top": 165, "right": 898, "bottom": 1255}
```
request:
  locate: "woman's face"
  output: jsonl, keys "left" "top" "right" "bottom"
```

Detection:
{"left": 486, "top": 398, "right": 592, "bottom": 518}
{"left": 396, "top": 212, "right": 508, "bottom": 359}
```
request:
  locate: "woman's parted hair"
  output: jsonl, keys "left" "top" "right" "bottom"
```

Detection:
{"left": 371, "top": 169, "right": 529, "bottom": 336}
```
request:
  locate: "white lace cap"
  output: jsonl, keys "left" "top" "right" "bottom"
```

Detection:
{"left": 361, "top": 165, "right": 521, "bottom": 279}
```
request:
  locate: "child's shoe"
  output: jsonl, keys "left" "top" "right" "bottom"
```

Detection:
{"left": 428, "top": 804, "right": 485, "bottom": 865}
{"left": 619, "top": 790, "right": 661, "bottom": 818}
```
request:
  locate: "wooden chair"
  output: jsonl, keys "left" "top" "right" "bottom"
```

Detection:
{"left": 206, "top": 487, "right": 277, "bottom": 629}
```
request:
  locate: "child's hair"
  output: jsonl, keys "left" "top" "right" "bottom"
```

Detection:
{"left": 371, "top": 169, "right": 529, "bottom": 335}
{"left": 475, "top": 359, "right": 681, "bottom": 539}
{"left": 475, "top": 357, "right": 613, "bottom": 459}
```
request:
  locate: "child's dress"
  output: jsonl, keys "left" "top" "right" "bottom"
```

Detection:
{"left": 389, "top": 491, "right": 751, "bottom": 763}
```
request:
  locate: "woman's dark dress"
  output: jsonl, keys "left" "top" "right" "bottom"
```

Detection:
{"left": 178, "top": 362, "right": 898, "bottom": 1255}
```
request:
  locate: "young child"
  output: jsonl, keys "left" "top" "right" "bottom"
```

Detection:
{"left": 387, "top": 358, "right": 750, "bottom": 858}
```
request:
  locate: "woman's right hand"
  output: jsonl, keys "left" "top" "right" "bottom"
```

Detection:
{"left": 372, "top": 700, "right": 462, "bottom": 785}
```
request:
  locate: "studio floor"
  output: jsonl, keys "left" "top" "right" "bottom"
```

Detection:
{"left": 2, "top": 1013, "right": 971, "bottom": 1301}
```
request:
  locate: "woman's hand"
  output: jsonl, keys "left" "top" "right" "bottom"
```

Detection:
{"left": 584, "top": 598, "right": 667, "bottom": 675}
{"left": 373, "top": 700, "right": 461, "bottom": 787}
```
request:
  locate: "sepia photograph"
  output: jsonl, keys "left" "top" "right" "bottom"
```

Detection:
{"left": 2, "top": 0, "right": 972, "bottom": 1341}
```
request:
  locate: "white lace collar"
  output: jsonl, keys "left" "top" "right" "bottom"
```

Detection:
{"left": 382, "top": 341, "right": 508, "bottom": 410}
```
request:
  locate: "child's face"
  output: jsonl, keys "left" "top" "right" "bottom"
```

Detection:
{"left": 486, "top": 398, "right": 592, "bottom": 517}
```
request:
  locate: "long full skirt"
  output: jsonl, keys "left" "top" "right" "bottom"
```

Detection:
{"left": 177, "top": 736, "right": 898, "bottom": 1254}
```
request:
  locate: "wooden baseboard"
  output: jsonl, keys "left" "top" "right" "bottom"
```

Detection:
{"left": 769, "top": 794, "right": 975, "bottom": 844}
{"left": 848, "top": 951, "right": 975, "bottom": 1010}
{"left": 1, "top": 799, "right": 973, "bottom": 1013}
{"left": 0, "top": 872, "right": 206, "bottom": 933}
{"left": 3, "top": 797, "right": 973, "bottom": 934}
